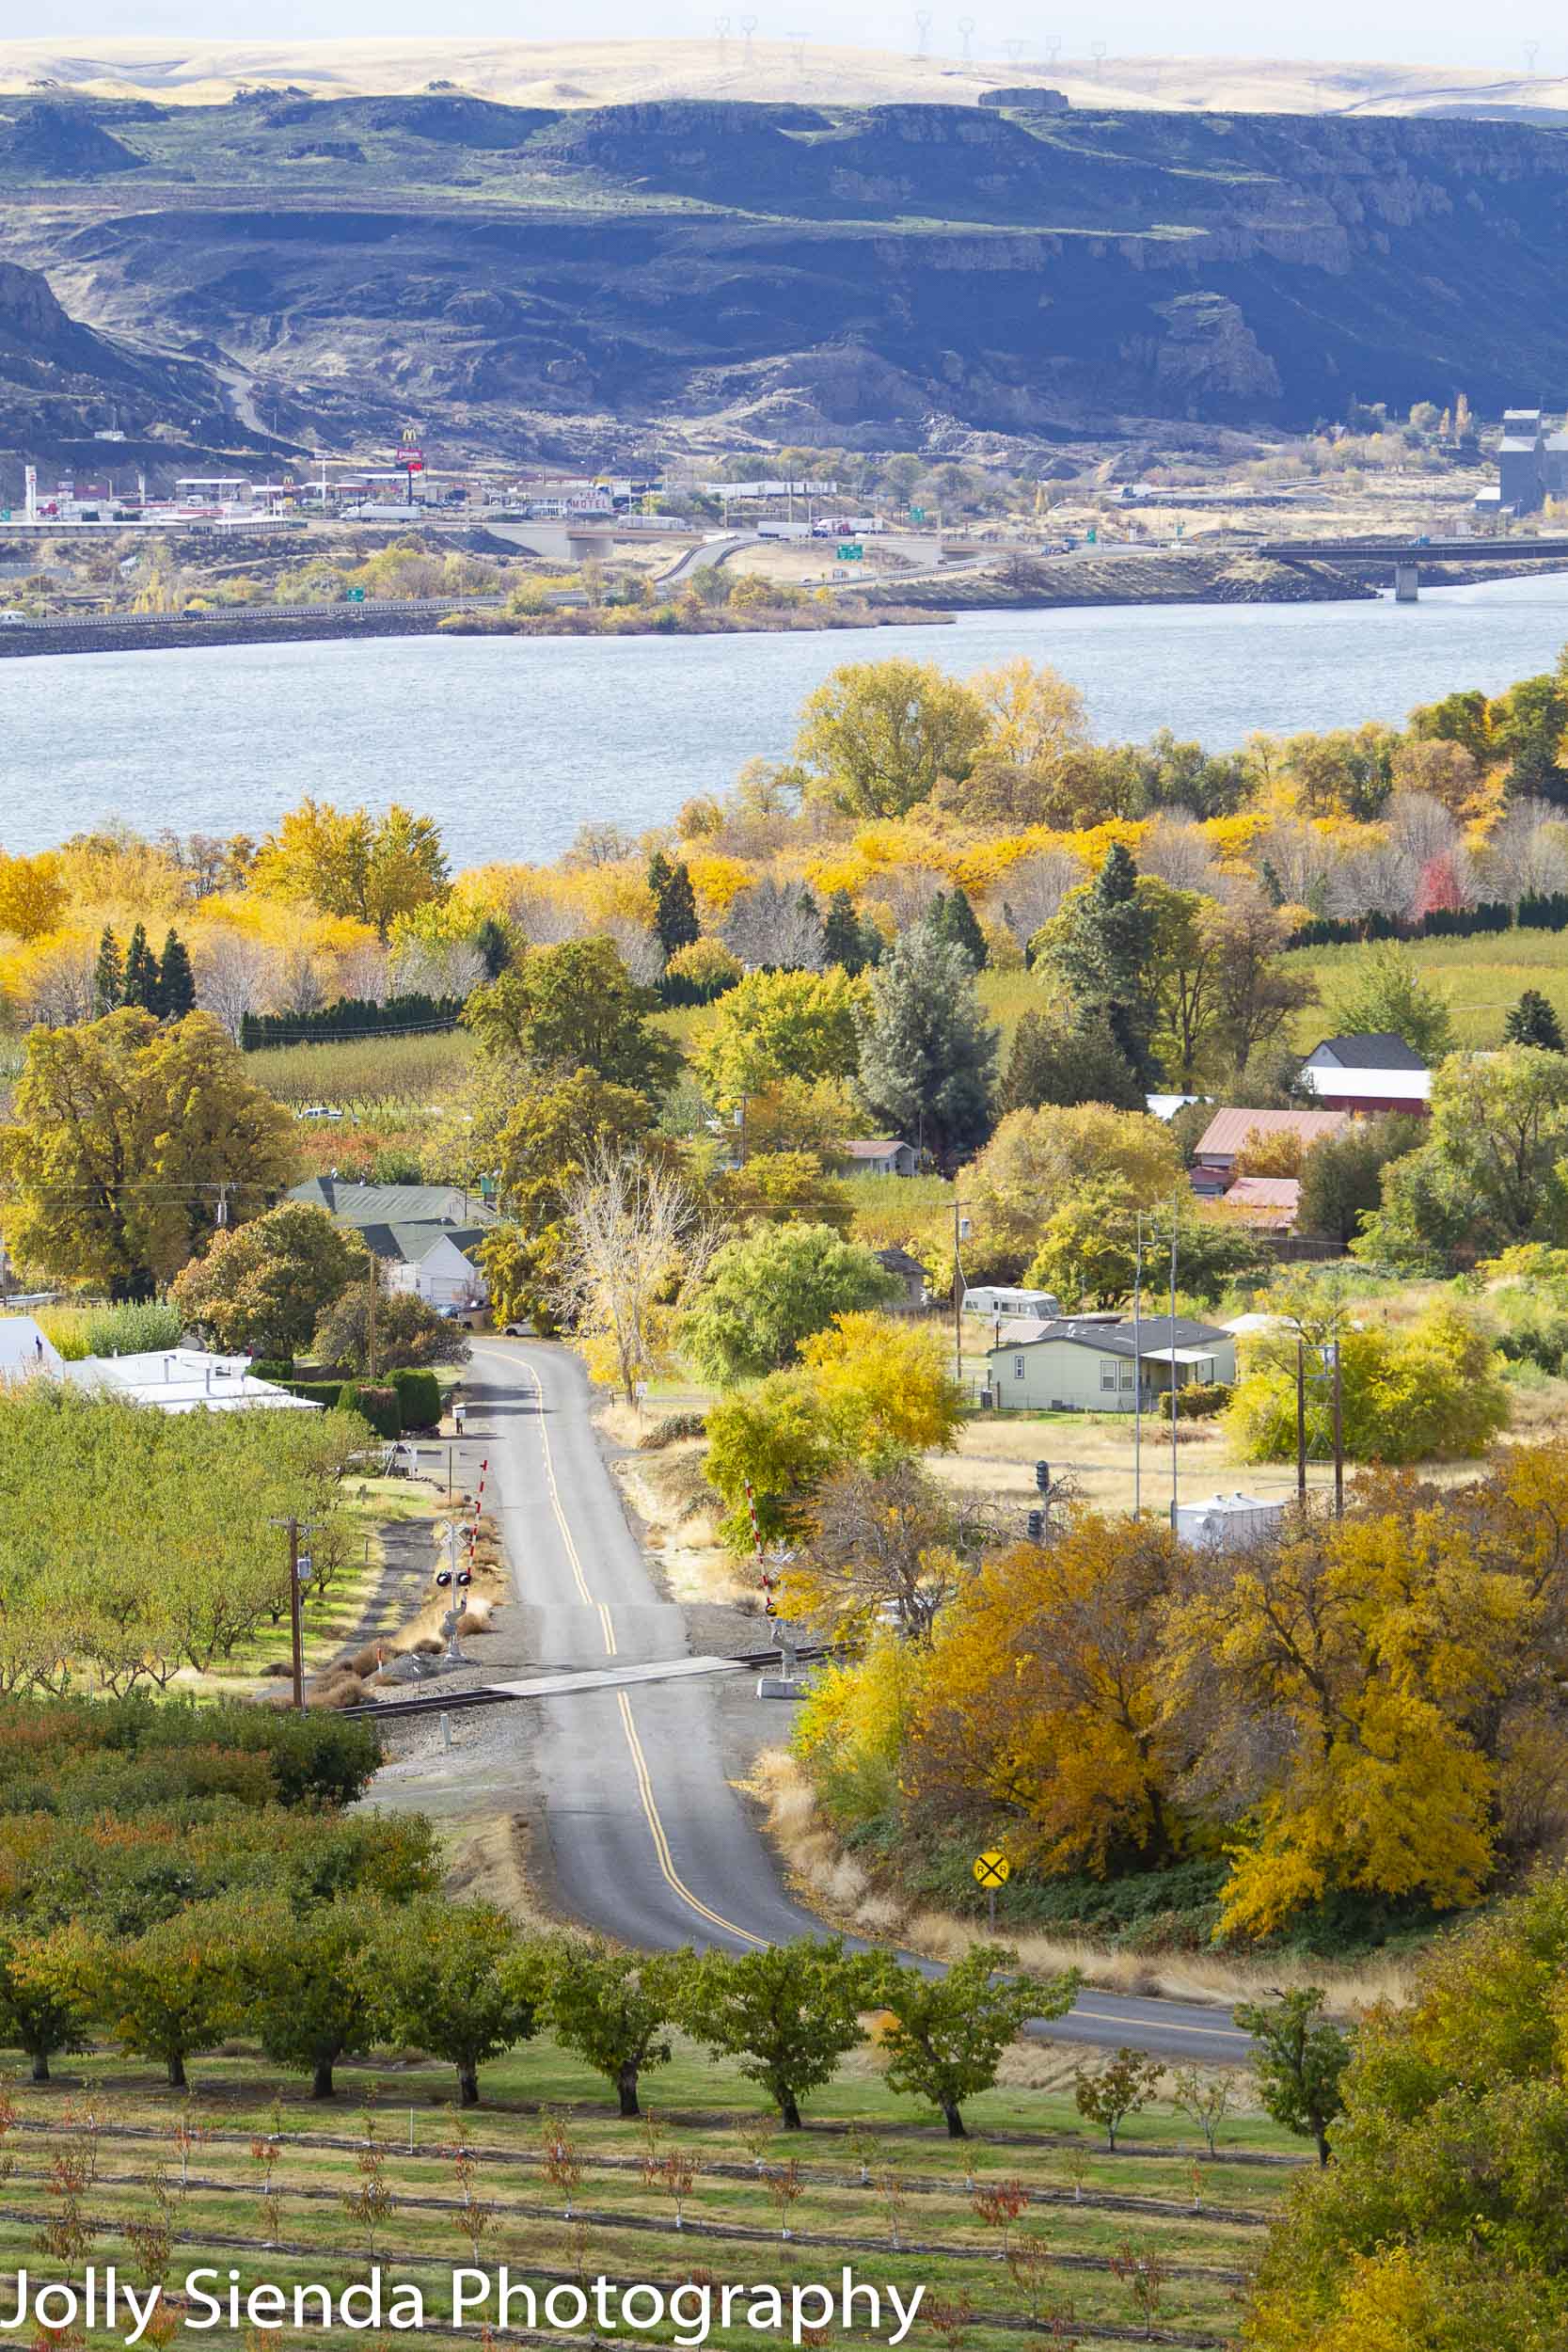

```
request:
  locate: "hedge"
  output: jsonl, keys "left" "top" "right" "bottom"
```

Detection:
{"left": 1286, "top": 896, "right": 1568, "bottom": 950}
{"left": 339, "top": 1382, "right": 401, "bottom": 1440}
{"left": 389, "top": 1368, "right": 441, "bottom": 1431}
{"left": 280, "top": 1378, "right": 346, "bottom": 1410}
{"left": 240, "top": 992, "right": 465, "bottom": 1051}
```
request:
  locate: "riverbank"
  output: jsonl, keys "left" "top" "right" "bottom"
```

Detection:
{"left": 0, "top": 596, "right": 950, "bottom": 660}
{"left": 871, "top": 550, "right": 1568, "bottom": 612}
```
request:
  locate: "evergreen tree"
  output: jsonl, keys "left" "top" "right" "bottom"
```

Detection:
{"left": 473, "top": 914, "right": 514, "bottom": 979}
{"left": 1504, "top": 988, "right": 1566, "bottom": 1053}
{"left": 120, "top": 923, "right": 160, "bottom": 1013}
{"left": 157, "top": 929, "right": 196, "bottom": 1020}
{"left": 855, "top": 927, "right": 999, "bottom": 1166}
{"left": 821, "top": 887, "right": 872, "bottom": 977}
{"left": 928, "top": 887, "right": 989, "bottom": 972}
{"left": 649, "top": 855, "right": 699, "bottom": 959}
{"left": 1043, "top": 842, "right": 1160, "bottom": 1085}
{"left": 93, "top": 926, "right": 123, "bottom": 1015}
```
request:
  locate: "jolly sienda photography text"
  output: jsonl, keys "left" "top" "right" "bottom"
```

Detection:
{"left": 0, "top": 2266, "right": 928, "bottom": 2345}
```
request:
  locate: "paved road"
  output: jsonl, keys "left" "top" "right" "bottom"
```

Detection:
{"left": 460, "top": 1336, "right": 1253, "bottom": 2065}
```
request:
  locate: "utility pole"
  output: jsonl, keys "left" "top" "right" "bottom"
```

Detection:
{"left": 1167, "top": 1202, "right": 1179, "bottom": 1531}
{"left": 270, "top": 1517, "right": 316, "bottom": 1712}
{"left": 951, "top": 1199, "right": 972, "bottom": 1391}
{"left": 1331, "top": 1339, "right": 1344, "bottom": 1519}
{"left": 1132, "top": 1213, "right": 1143, "bottom": 1518}
{"left": 367, "top": 1253, "right": 378, "bottom": 1383}
{"left": 1295, "top": 1341, "right": 1307, "bottom": 1510}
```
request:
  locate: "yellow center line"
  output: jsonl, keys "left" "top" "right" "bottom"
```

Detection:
{"left": 616, "top": 1691, "right": 765, "bottom": 1947}
{"left": 521, "top": 1354, "right": 756, "bottom": 1942}
{"left": 1070, "top": 2007, "right": 1249, "bottom": 2041}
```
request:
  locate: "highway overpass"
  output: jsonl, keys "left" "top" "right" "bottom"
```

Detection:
{"left": 1260, "top": 536, "right": 1568, "bottom": 600}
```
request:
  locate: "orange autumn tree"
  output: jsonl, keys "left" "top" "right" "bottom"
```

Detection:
{"left": 902, "top": 1515, "right": 1183, "bottom": 1875}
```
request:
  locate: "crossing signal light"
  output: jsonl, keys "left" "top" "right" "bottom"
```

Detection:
{"left": 1035, "top": 1460, "right": 1051, "bottom": 1494}
{"left": 456, "top": 1568, "right": 472, "bottom": 1587}
{"left": 1026, "top": 1509, "right": 1045, "bottom": 1542}
{"left": 435, "top": 1569, "right": 452, "bottom": 1587}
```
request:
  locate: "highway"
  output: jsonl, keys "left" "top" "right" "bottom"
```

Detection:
{"left": 451, "top": 1337, "right": 1253, "bottom": 2064}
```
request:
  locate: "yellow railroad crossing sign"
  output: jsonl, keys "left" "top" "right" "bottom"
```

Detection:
{"left": 973, "top": 1851, "right": 1010, "bottom": 1888}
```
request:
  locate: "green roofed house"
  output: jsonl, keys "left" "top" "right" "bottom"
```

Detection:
{"left": 986, "top": 1313, "right": 1236, "bottom": 1413}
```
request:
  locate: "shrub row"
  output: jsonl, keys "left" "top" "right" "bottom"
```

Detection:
{"left": 276, "top": 1367, "right": 442, "bottom": 1434}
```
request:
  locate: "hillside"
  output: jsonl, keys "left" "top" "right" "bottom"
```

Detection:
{"left": 5, "top": 91, "right": 1568, "bottom": 470}
{"left": 5, "top": 38, "right": 1568, "bottom": 121}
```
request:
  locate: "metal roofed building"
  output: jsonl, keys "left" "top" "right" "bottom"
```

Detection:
{"left": 1299, "top": 1032, "right": 1432, "bottom": 1114}
{"left": 291, "top": 1177, "right": 497, "bottom": 1230}
{"left": 1191, "top": 1104, "right": 1350, "bottom": 1193}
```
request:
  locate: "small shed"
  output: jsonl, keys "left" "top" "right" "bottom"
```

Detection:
{"left": 875, "top": 1247, "right": 928, "bottom": 1313}
{"left": 1174, "top": 1491, "right": 1286, "bottom": 1550}
{"left": 836, "top": 1138, "right": 920, "bottom": 1178}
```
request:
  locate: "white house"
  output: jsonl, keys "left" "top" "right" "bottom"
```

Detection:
{"left": 987, "top": 1314, "right": 1236, "bottom": 1412}
{"left": 1299, "top": 1034, "right": 1432, "bottom": 1115}
{"left": 378, "top": 1227, "right": 490, "bottom": 1311}
{"left": 962, "top": 1284, "right": 1062, "bottom": 1321}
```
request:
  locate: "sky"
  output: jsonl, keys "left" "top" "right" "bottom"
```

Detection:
{"left": 14, "top": 0, "right": 1564, "bottom": 72}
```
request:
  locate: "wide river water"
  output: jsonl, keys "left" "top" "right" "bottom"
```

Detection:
{"left": 8, "top": 572, "right": 1568, "bottom": 866}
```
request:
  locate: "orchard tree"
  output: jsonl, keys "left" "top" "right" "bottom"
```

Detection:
{"left": 681, "top": 1223, "right": 899, "bottom": 1384}
{"left": 0, "top": 1931, "right": 89, "bottom": 2083}
{"left": 1074, "top": 2049, "right": 1162, "bottom": 2152}
{"left": 236, "top": 1899, "right": 383, "bottom": 2099}
{"left": 1232, "top": 1990, "right": 1349, "bottom": 2167}
{"left": 370, "top": 1899, "right": 541, "bottom": 2107}
{"left": 0, "top": 1009, "right": 297, "bottom": 1295}
{"left": 172, "top": 1201, "right": 371, "bottom": 1360}
{"left": 855, "top": 927, "right": 998, "bottom": 1167}
{"left": 676, "top": 1938, "right": 877, "bottom": 2128}
{"left": 794, "top": 659, "right": 987, "bottom": 818}
{"left": 543, "top": 1941, "right": 689, "bottom": 2118}
{"left": 872, "top": 1947, "right": 1076, "bottom": 2138}
{"left": 80, "top": 1905, "right": 242, "bottom": 2089}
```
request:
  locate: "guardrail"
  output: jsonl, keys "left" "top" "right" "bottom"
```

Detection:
{"left": 1, "top": 593, "right": 506, "bottom": 631}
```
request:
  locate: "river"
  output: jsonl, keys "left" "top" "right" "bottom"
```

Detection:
{"left": 8, "top": 572, "right": 1568, "bottom": 866}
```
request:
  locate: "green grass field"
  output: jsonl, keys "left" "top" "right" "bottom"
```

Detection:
{"left": 6, "top": 2037, "right": 1294, "bottom": 2348}
{"left": 1284, "top": 928, "right": 1568, "bottom": 1051}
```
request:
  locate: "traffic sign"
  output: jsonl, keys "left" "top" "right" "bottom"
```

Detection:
{"left": 836, "top": 542, "right": 863, "bottom": 561}
{"left": 345, "top": 586, "right": 366, "bottom": 602}
{"left": 909, "top": 505, "right": 926, "bottom": 523}
{"left": 973, "top": 1851, "right": 1010, "bottom": 1887}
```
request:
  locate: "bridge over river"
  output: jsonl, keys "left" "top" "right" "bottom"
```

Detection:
{"left": 1260, "top": 537, "right": 1568, "bottom": 600}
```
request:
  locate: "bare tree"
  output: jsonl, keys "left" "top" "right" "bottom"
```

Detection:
{"left": 866, "top": 866, "right": 943, "bottom": 934}
{"left": 388, "top": 938, "right": 483, "bottom": 999}
{"left": 994, "top": 849, "right": 1085, "bottom": 948}
{"left": 15, "top": 935, "right": 98, "bottom": 1027}
{"left": 796, "top": 1460, "right": 999, "bottom": 1642}
{"left": 193, "top": 928, "right": 280, "bottom": 1041}
{"left": 563, "top": 820, "right": 638, "bottom": 869}
{"left": 721, "top": 879, "right": 825, "bottom": 971}
{"left": 553, "top": 1144, "right": 718, "bottom": 1405}
{"left": 1325, "top": 840, "right": 1418, "bottom": 923}
{"left": 1384, "top": 791, "right": 1460, "bottom": 872}
{"left": 1137, "top": 816, "right": 1217, "bottom": 895}
{"left": 1479, "top": 801, "right": 1568, "bottom": 903}
{"left": 599, "top": 916, "right": 666, "bottom": 987}
{"left": 276, "top": 947, "right": 327, "bottom": 1016}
